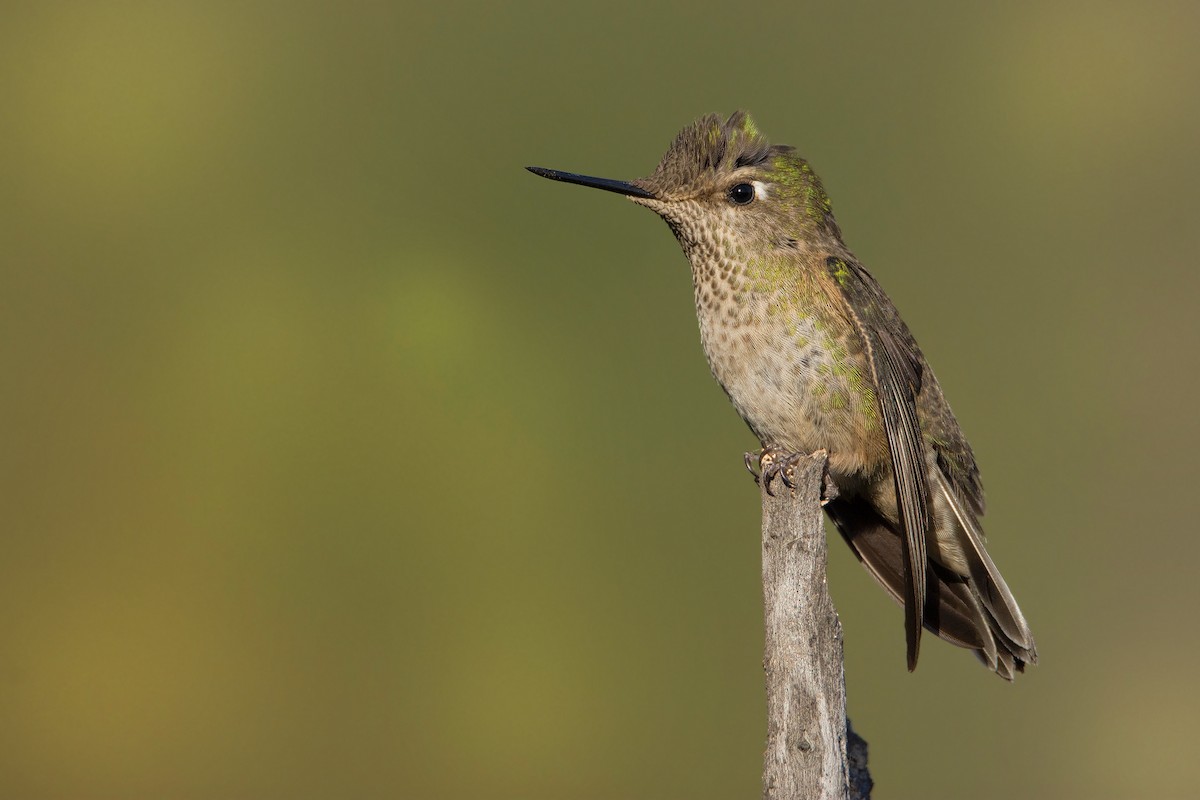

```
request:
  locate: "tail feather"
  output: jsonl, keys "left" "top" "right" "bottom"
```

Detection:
{"left": 826, "top": 490, "right": 1035, "bottom": 679}
{"left": 931, "top": 470, "right": 1038, "bottom": 666}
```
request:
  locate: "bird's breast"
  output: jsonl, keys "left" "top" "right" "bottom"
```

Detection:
{"left": 691, "top": 270, "right": 888, "bottom": 478}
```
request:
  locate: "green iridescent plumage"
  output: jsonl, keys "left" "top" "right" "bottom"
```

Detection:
{"left": 528, "top": 112, "right": 1037, "bottom": 679}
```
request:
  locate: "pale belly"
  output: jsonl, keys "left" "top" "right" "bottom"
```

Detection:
{"left": 695, "top": 304, "right": 888, "bottom": 479}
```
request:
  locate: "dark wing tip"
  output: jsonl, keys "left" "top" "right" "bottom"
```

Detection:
{"left": 906, "top": 611, "right": 922, "bottom": 671}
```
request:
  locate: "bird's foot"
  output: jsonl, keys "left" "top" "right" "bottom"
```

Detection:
{"left": 745, "top": 446, "right": 840, "bottom": 504}
{"left": 743, "top": 449, "right": 766, "bottom": 481}
{"left": 745, "top": 446, "right": 805, "bottom": 497}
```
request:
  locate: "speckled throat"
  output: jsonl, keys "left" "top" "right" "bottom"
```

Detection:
{"left": 660, "top": 201, "right": 887, "bottom": 480}
{"left": 527, "top": 111, "right": 1038, "bottom": 679}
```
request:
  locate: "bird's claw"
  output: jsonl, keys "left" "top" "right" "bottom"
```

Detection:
{"left": 764, "top": 451, "right": 806, "bottom": 496}
{"left": 746, "top": 446, "right": 799, "bottom": 496}
{"left": 744, "top": 450, "right": 761, "bottom": 480}
{"left": 744, "top": 448, "right": 775, "bottom": 487}
{"left": 745, "top": 446, "right": 840, "bottom": 503}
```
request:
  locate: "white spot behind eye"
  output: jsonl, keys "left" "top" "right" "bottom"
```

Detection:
{"left": 751, "top": 180, "right": 769, "bottom": 200}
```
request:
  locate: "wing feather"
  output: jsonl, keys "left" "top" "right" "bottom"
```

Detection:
{"left": 826, "top": 256, "right": 931, "bottom": 670}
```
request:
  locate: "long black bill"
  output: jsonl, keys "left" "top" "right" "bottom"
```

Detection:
{"left": 526, "top": 166, "right": 655, "bottom": 199}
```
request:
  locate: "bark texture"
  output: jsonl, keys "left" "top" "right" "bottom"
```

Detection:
{"left": 761, "top": 453, "right": 872, "bottom": 800}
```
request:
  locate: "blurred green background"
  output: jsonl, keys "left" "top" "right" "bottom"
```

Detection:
{"left": 2, "top": 1, "right": 1198, "bottom": 798}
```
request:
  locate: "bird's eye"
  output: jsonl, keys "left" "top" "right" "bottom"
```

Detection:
{"left": 728, "top": 183, "right": 756, "bottom": 205}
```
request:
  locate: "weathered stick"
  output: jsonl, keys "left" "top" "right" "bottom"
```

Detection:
{"left": 761, "top": 453, "right": 872, "bottom": 800}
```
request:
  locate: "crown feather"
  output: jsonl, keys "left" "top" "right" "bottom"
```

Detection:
{"left": 644, "top": 111, "right": 789, "bottom": 193}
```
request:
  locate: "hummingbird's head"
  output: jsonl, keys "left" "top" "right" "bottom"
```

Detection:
{"left": 528, "top": 112, "right": 842, "bottom": 256}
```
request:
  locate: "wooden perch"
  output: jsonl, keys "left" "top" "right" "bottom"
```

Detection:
{"left": 760, "top": 452, "right": 872, "bottom": 800}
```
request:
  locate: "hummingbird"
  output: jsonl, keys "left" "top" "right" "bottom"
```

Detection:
{"left": 527, "top": 112, "right": 1036, "bottom": 679}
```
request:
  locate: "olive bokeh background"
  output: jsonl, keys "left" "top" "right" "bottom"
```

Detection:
{"left": 3, "top": 2, "right": 1198, "bottom": 798}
